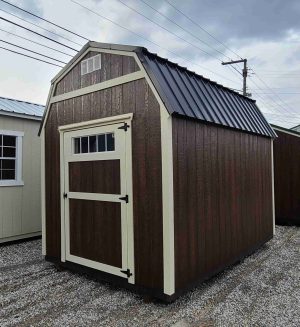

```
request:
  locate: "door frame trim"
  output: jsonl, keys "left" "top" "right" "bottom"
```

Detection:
{"left": 59, "top": 113, "right": 135, "bottom": 284}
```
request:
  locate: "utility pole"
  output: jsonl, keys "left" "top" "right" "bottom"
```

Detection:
{"left": 222, "top": 59, "right": 250, "bottom": 96}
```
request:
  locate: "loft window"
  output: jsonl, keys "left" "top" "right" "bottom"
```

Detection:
{"left": 81, "top": 54, "right": 101, "bottom": 75}
{"left": 73, "top": 133, "right": 115, "bottom": 154}
{"left": 0, "top": 131, "right": 24, "bottom": 186}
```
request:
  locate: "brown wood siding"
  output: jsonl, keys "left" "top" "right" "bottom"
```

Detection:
{"left": 45, "top": 78, "right": 163, "bottom": 290}
{"left": 273, "top": 130, "right": 300, "bottom": 225}
{"left": 69, "top": 199, "right": 122, "bottom": 268}
{"left": 69, "top": 160, "right": 121, "bottom": 194}
{"left": 54, "top": 52, "right": 140, "bottom": 96}
{"left": 172, "top": 117, "right": 273, "bottom": 291}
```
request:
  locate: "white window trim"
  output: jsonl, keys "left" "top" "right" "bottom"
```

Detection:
{"left": 0, "top": 129, "right": 24, "bottom": 187}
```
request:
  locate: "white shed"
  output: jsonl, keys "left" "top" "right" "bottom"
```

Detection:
{"left": 0, "top": 96, "right": 44, "bottom": 243}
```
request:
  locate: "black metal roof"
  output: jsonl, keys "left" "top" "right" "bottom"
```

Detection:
{"left": 48, "top": 41, "right": 276, "bottom": 138}
{"left": 138, "top": 49, "right": 276, "bottom": 138}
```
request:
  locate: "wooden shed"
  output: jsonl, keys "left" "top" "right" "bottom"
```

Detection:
{"left": 0, "top": 96, "right": 44, "bottom": 243}
{"left": 271, "top": 124, "right": 300, "bottom": 226}
{"left": 40, "top": 42, "right": 276, "bottom": 301}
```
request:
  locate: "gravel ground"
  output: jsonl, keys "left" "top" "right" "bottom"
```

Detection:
{"left": 0, "top": 226, "right": 299, "bottom": 327}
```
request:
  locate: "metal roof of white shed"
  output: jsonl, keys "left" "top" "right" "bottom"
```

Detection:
{"left": 0, "top": 96, "right": 45, "bottom": 120}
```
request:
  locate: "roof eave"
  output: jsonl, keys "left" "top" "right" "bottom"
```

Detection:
{"left": 0, "top": 110, "right": 42, "bottom": 121}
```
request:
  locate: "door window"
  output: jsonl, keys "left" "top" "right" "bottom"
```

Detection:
{"left": 73, "top": 132, "right": 115, "bottom": 154}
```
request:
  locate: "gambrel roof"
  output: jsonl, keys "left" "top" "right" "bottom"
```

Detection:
{"left": 44, "top": 41, "right": 276, "bottom": 138}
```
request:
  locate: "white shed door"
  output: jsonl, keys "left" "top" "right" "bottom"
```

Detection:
{"left": 61, "top": 121, "right": 134, "bottom": 282}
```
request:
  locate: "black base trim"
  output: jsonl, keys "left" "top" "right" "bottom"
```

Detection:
{"left": 45, "top": 235, "right": 273, "bottom": 303}
{"left": 275, "top": 218, "right": 300, "bottom": 227}
{"left": 172, "top": 235, "right": 273, "bottom": 299}
{"left": 45, "top": 256, "right": 172, "bottom": 303}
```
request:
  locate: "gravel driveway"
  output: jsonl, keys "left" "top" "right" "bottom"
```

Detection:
{"left": 0, "top": 226, "right": 299, "bottom": 327}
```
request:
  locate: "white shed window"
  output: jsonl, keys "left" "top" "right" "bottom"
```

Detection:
{"left": 81, "top": 54, "right": 101, "bottom": 75}
{"left": 0, "top": 130, "right": 24, "bottom": 187}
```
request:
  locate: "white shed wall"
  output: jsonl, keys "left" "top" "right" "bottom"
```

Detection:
{"left": 0, "top": 115, "right": 41, "bottom": 243}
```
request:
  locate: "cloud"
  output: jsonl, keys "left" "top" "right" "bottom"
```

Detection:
{"left": 1, "top": 0, "right": 43, "bottom": 21}
{"left": 0, "top": 0, "right": 299, "bottom": 127}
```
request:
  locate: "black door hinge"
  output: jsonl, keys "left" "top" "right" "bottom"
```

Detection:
{"left": 119, "top": 195, "right": 129, "bottom": 203}
{"left": 121, "top": 268, "right": 132, "bottom": 278}
{"left": 118, "top": 122, "right": 130, "bottom": 132}
{"left": 63, "top": 193, "right": 68, "bottom": 199}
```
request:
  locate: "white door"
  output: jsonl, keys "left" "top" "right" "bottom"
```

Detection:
{"left": 61, "top": 121, "right": 134, "bottom": 283}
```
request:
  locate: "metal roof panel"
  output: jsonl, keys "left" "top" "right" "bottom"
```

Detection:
{"left": 0, "top": 97, "right": 45, "bottom": 118}
{"left": 140, "top": 50, "right": 276, "bottom": 138}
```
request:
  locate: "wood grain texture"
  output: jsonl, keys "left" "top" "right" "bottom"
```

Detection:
{"left": 273, "top": 130, "right": 300, "bottom": 225}
{"left": 54, "top": 52, "right": 140, "bottom": 96}
{"left": 172, "top": 117, "right": 273, "bottom": 291}
{"left": 69, "top": 160, "right": 121, "bottom": 194}
{"left": 45, "top": 78, "right": 163, "bottom": 290}
{"left": 69, "top": 199, "right": 122, "bottom": 267}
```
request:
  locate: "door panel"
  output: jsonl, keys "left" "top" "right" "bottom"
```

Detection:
{"left": 61, "top": 120, "right": 134, "bottom": 282}
{"left": 69, "top": 160, "right": 121, "bottom": 194}
{"left": 69, "top": 199, "right": 122, "bottom": 268}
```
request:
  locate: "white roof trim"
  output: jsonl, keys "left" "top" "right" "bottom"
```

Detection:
{"left": 272, "top": 126, "right": 300, "bottom": 138}
{"left": 0, "top": 110, "right": 42, "bottom": 121}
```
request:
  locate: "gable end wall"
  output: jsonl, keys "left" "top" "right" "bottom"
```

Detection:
{"left": 43, "top": 50, "right": 164, "bottom": 291}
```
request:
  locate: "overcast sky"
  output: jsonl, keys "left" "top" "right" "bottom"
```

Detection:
{"left": 0, "top": 0, "right": 299, "bottom": 127}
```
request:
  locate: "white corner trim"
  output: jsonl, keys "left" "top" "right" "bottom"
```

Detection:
{"left": 132, "top": 51, "right": 176, "bottom": 295}
{"left": 58, "top": 113, "right": 133, "bottom": 132}
{"left": 41, "top": 129, "right": 46, "bottom": 256}
{"left": 40, "top": 84, "right": 55, "bottom": 256}
{"left": 50, "top": 71, "right": 144, "bottom": 104}
{"left": 271, "top": 140, "right": 276, "bottom": 235}
{"left": 160, "top": 108, "right": 175, "bottom": 296}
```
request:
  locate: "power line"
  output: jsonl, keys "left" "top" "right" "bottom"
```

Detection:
{"left": 253, "top": 76, "right": 300, "bottom": 79}
{"left": 164, "top": 0, "right": 242, "bottom": 60}
{"left": 117, "top": 0, "right": 247, "bottom": 95}
{"left": 0, "top": 0, "right": 89, "bottom": 41}
{"left": 163, "top": 0, "right": 298, "bottom": 108}
{"left": 250, "top": 87, "right": 300, "bottom": 90}
{"left": 0, "top": 27, "right": 73, "bottom": 57}
{"left": 116, "top": 0, "right": 223, "bottom": 62}
{"left": 253, "top": 69, "right": 300, "bottom": 73}
{"left": 255, "top": 92, "right": 300, "bottom": 124}
{"left": 0, "top": 17, "right": 79, "bottom": 52}
{"left": 137, "top": 0, "right": 232, "bottom": 60}
{"left": 252, "top": 92, "right": 300, "bottom": 95}
{"left": 0, "top": 46, "right": 63, "bottom": 67}
{"left": 0, "top": 39, "right": 67, "bottom": 64}
{"left": 70, "top": 0, "right": 241, "bottom": 85}
{"left": 249, "top": 79, "right": 298, "bottom": 118}
{"left": 253, "top": 72, "right": 296, "bottom": 112}
{"left": 261, "top": 111, "right": 300, "bottom": 119}
{"left": 138, "top": 0, "right": 246, "bottom": 85}
{"left": 0, "top": 8, "right": 83, "bottom": 47}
